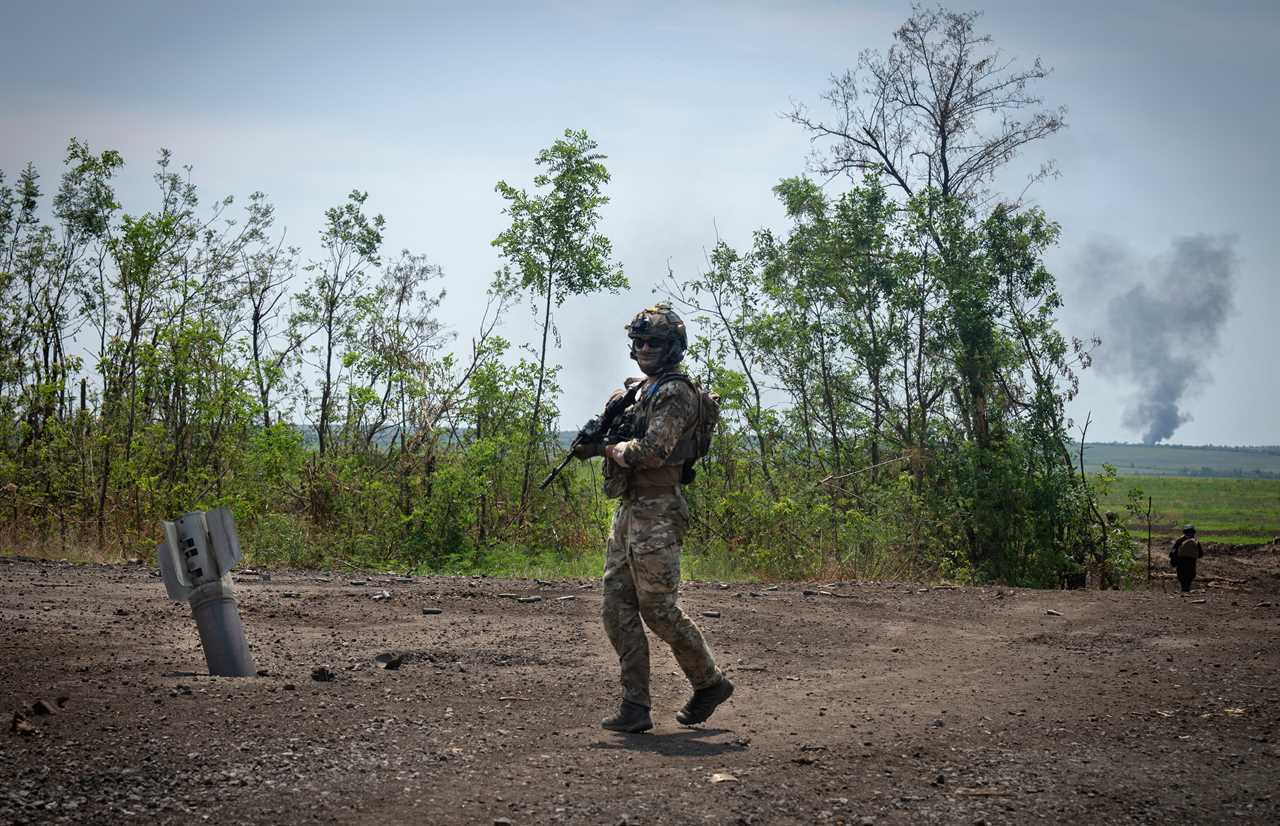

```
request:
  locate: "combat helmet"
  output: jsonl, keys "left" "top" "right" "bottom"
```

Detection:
{"left": 625, "top": 302, "right": 687, "bottom": 369}
{"left": 1182, "top": 524, "right": 1196, "bottom": 536}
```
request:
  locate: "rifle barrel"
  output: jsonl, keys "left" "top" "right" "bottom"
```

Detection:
{"left": 539, "top": 452, "right": 575, "bottom": 489}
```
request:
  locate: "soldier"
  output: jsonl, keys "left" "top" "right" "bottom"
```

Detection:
{"left": 573, "top": 303, "right": 733, "bottom": 733}
{"left": 1170, "top": 524, "right": 1204, "bottom": 593}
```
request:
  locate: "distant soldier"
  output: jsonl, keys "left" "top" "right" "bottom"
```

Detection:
{"left": 573, "top": 303, "right": 732, "bottom": 733}
{"left": 1170, "top": 524, "right": 1204, "bottom": 593}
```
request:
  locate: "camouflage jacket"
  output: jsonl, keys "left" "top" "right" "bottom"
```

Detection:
{"left": 607, "top": 370, "right": 700, "bottom": 493}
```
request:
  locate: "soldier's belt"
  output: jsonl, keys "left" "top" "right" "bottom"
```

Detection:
{"left": 628, "top": 484, "right": 680, "bottom": 498}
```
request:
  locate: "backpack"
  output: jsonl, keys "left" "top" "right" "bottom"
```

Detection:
{"left": 1176, "top": 537, "right": 1202, "bottom": 560}
{"left": 638, "top": 372, "right": 721, "bottom": 483}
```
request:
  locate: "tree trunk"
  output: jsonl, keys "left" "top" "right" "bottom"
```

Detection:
{"left": 519, "top": 266, "right": 555, "bottom": 512}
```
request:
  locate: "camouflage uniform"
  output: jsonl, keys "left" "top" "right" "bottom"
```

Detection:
{"left": 601, "top": 372, "right": 721, "bottom": 709}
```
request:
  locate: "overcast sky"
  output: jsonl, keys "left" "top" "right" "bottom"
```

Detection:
{"left": 3, "top": 0, "right": 1277, "bottom": 444}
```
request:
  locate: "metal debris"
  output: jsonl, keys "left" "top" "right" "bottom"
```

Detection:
{"left": 10, "top": 713, "right": 36, "bottom": 736}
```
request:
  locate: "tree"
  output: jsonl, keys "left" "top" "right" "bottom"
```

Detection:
{"left": 788, "top": 6, "right": 1065, "bottom": 206}
{"left": 346, "top": 250, "right": 448, "bottom": 453}
{"left": 492, "top": 129, "right": 626, "bottom": 509}
{"left": 790, "top": 5, "right": 1068, "bottom": 447}
{"left": 238, "top": 200, "right": 303, "bottom": 429}
{"left": 294, "top": 190, "right": 384, "bottom": 458}
{"left": 665, "top": 242, "right": 780, "bottom": 497}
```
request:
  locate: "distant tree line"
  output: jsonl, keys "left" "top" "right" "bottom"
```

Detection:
{"left": 0, "top": 8, "right": 1122, "bottom": 586}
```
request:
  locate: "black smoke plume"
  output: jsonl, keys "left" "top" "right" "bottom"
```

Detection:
{"left": 1099, "top": 235, "right": 1237, "bottom": 444}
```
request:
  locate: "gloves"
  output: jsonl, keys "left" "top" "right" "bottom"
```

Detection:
{"left": 572, "top": 441, "right": 604, "bottom": 460}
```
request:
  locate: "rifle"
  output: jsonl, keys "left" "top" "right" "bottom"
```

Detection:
{"left": 539, "top": 381, "right": 641, "bottom": 489}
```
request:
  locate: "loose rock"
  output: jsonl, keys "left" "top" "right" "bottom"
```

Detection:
{"left": 374, "top": 653, "right": 403, "bottom": 670}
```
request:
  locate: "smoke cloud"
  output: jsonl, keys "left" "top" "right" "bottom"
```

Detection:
{"left": 1096, "top": 235, "right": 1238, "bottom": 444}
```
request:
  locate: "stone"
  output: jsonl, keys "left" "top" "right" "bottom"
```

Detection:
{"left": 374, "top": 653, "right": 403, "bottom": 670}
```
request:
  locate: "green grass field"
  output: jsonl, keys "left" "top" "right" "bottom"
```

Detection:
{"left": 1097, "top": 475, "right": 1280, "bottom": 545}
{"left": 1082, "top": 443, "right": 1280, "bottom": 478}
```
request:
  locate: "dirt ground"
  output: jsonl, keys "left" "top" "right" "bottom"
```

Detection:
{"left": 3, "top": 545, "right": 1279, "bottom": 825}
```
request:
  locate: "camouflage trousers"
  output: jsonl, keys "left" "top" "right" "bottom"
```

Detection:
{"left": 602, "top": 491, "right": 721, "bottom": 708}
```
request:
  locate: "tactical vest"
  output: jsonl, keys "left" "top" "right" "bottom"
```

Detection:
{"left": 602, "top": 371, "right": 713, "bottom": 497}
{"left": 634, "top": 371, "right": 704, "bottom": 466}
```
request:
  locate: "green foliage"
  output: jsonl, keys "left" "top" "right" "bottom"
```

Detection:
{"left": 492, "top": 129, "right": 627, "bottom": 507}
{"left": 1096, "top": 475, "right": 1280, "bottom": 545}
{"left": 492, "top": 129, "right": 626, "bottom": 304}
{"left": 0, "top": 11, "right": 1121, "bottom": 593}
{"left": 662, "top": 172, "right": 1099, "bottom": 587}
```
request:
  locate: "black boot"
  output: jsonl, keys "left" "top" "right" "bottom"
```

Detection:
{"left": 675, "top": 676, "right": 735, "bottom": 726}
{"left": 601, "top": 700, "right": 654, "bottom": 733}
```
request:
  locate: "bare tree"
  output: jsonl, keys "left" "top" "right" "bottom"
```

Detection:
{"left": 788, "top": 6, "right": 1065, "bottom": 205}
{"left": 240, "top": 209, "right": 304, "bottom": 429}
